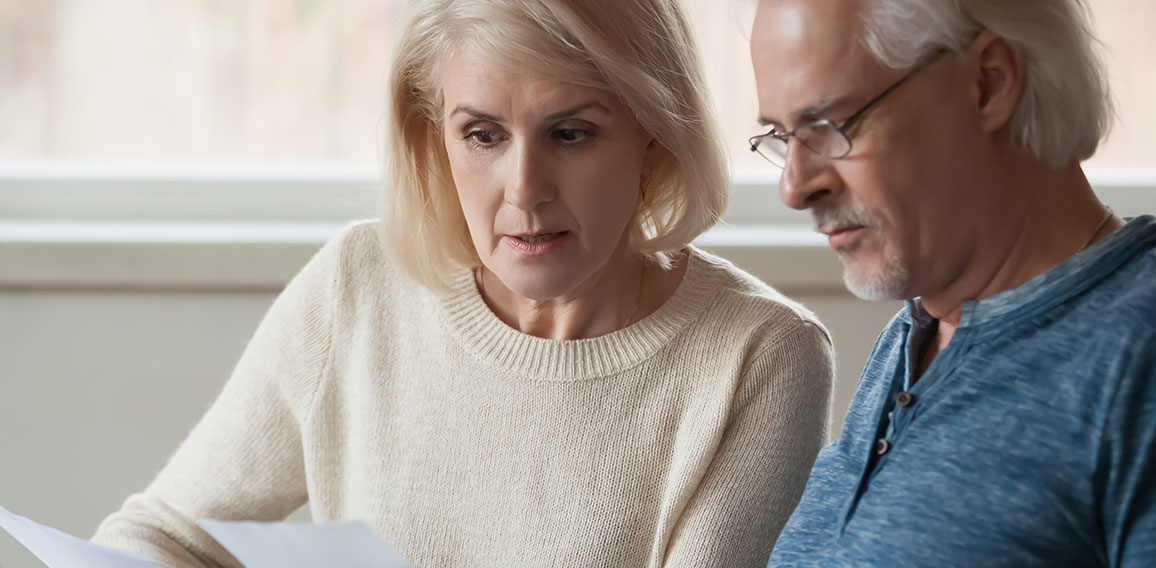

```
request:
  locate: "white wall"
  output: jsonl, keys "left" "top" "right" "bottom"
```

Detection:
{"left": 0, "top": 290, "right": 272, "bottom": 566}
{"left": 0, "top": 247, "right": 899, "bottom": 567}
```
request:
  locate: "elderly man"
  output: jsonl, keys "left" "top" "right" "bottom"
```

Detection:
{"left": 748, "top": 0, "right": 1156, "bottom": 566}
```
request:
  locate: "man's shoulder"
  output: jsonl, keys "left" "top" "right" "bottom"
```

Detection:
{"left": 1069, "top": 239, "right": 1156, "bottom": 344}
{"left": 1100, "top": 238, "right": 1156, "bottom": 309}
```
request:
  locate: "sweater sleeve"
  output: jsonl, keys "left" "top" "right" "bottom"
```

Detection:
{"left": 661, "top": 319, "right": 834, "bottom": 568}
{"left": 89, "top": 225, "right": 349, "bottom": 567}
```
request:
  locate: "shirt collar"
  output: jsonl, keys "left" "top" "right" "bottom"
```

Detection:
{"left": 903, "top": 215, "right": 1156, "bottom": 333}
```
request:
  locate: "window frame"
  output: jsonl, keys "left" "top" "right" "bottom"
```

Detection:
{"left": 1, "top": 165, "right": 1154, "bottom": 292}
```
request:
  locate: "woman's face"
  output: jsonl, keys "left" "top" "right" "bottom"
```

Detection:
{"left": 441, "top": 52, "right": 663, "bottom": 301}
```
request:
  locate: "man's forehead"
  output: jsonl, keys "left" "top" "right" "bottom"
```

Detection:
{"left": 751, "top": 0, "right": 864, "bottom": 53}
{"left": 751, "top": 0, "right": 879, "bottom": 125}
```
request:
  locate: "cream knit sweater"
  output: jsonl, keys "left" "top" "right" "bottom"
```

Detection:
{"left": 91, "top": 220, "right": 834, "bottom": 567}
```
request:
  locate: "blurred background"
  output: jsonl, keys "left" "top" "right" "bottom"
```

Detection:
{"left": 1, "top": 1, "right": 1153, "bottom": 565}
{"left": 1, "top": 0, "right": 1154, "bottom": 167}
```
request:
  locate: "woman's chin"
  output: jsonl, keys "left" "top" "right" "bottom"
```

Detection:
{"left": 490, "top": 271, "right": 578, "bottom": 302}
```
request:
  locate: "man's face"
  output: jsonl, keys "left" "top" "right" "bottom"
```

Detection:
{"left": 750, "top": 0, "right": 990, "bottom": 301}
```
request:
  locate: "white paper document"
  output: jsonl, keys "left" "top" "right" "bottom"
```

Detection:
{"left": 0, "top": 504, "right": 165, "bottom": 567}
{"left": 1, "top": 503, "right": 410, "bottom": 568}
{"left": 198, "top": 519, "right": 411, "bottom": 568}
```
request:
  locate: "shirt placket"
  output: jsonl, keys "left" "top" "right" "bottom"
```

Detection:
{"left": 839, "top": 309, "right": 942, "bottom": 530}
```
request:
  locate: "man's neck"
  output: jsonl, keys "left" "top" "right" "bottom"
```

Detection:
{"left": 920, "top": 162, "right": 1115, "bottom": 327}
{"left": 912, "top": 160, "right": 1120, "bottom": 380}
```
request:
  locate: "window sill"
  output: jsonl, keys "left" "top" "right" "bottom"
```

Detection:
{"left": 0, "top": 220, "right": 846, "bottom": 293}
{"left": 2, "top": 164, "right": 1152, "bottom": 294}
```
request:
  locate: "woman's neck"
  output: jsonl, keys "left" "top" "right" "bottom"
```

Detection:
{"left": 476, "top": 253, "right": 686, "bottom": 341}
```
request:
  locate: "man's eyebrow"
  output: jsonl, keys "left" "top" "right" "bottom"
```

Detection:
{"left": 792, "top": 98, "right": 844, "bottom": 123}
{"left": 544, "top": 101, "right": 610, "bottom": 121}
{"left": 758, "top": 97, "right": 846, "bottom": 128}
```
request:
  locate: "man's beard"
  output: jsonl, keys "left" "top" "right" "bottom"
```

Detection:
{"left": 841, "top": 247, "right": 909, "bottom": 301}
{"left": 813, "top": 206, "right": 910, "bottom": 301}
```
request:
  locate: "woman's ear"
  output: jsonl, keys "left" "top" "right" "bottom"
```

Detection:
{"left": 968, "top": 30, "right": 1025, "bottom": 134}
{"left": 643, "top": 138, "right": 667, "bottom": 172}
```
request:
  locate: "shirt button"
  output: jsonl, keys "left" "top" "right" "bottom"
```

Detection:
{"left": 874, "top": 438, "right": 891, "bottom": 455}
{"left": 896, "top": 392, "right": 915, "bottom": 407}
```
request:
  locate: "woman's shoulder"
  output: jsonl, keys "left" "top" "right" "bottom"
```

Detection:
{"left": 300, "top": 219, "right": 430, "bottom": 314}
{"left": 685, "top": 246, "right": 831, "bottom": 348}
{"left": 322, "top": 219, "right": 414, "bottom": 285}
{"left": 326, "top": 218, "right": 386, "bottom": 266}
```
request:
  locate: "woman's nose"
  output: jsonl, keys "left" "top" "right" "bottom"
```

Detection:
{"left": 504, "top": 141, "right": 556, "bottom": 211}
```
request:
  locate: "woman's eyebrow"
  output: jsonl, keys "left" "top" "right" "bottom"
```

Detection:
{"left": 544, "top": 101, "right": 611, "bottom": 121}
{"left": 449, "top": 105, "right": 503, "bottom": 122}
{"left": 449, "top": 101, "right": 610, "bottom": 123}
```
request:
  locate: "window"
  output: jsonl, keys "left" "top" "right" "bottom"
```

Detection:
{"left": 1, "top": 0, "right": 1151, "bottom": 171}
{"left": 1, "top": 0, "right": 401, "bottom": 166}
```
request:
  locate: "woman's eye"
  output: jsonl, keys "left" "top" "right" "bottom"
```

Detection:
{"left": 464, "top": 130, "right": 499, "bottom": 148}
{"left": 554, "top": 129, "right": 591, "bottom": 144}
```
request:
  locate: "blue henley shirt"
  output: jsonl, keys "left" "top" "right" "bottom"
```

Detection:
{"left": 769, "top": 215, "right": 1156, "bottom": 567}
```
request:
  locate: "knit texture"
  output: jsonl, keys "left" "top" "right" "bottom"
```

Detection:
{"left": 91, "top": 220, "right": 834, "bottom": 567}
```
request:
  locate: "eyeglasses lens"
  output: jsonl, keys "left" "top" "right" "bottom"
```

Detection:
{"left": 798, "top": 123, "right": 852, "bottom": 161}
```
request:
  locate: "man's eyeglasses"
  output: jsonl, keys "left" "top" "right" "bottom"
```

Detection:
{"left": 749, "top": 49, "right": 950, "bottom": 168}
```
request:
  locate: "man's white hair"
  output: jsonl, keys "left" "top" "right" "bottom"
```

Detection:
{"left": 859, "top": 0, "right": 1114, "bottom": 168}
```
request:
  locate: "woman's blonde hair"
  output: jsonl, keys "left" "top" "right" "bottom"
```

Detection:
{"left": 381, "top": 0, "right": 729, "bottom": 291}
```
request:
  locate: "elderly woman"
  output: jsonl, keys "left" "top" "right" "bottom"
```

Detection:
{"left": 92, "top": 0, "right": 833, "bottom": 566}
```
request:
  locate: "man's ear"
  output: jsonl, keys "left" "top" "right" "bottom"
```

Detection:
{"left": 968, "top": 30, "right": 1024, "bottom": 134}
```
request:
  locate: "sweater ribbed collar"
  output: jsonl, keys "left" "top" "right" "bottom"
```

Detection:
{"left": 437, "top": 247, "right": 722, "bottom": 381}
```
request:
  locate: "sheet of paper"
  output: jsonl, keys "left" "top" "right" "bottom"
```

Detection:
{"left": 198, "top": 519, "right": 411, "bottom": 568}
{"left": 0, "top": 504, "right": 166, "bottom": 568}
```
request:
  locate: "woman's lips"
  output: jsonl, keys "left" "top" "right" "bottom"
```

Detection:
{"left": 504, "top": 231, "right": 572, "bottom": 256}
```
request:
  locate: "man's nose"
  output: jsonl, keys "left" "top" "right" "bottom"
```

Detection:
{"left": 778, "top": 139, "right": 838, "bottom": 211}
